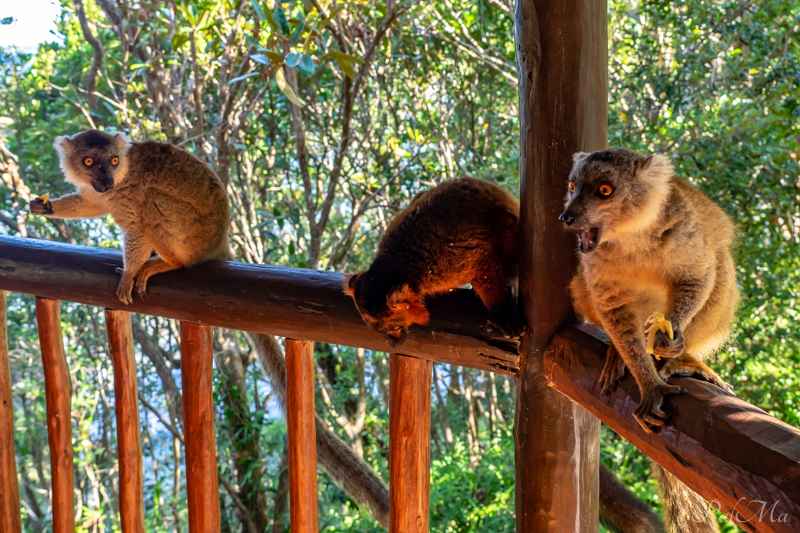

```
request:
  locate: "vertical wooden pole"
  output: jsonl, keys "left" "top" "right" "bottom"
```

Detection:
{"left": 0, "top": 292, "right": 21, "bottom": 533}
{"left": 105, "top": 310, "right": 145, "bottom": 533}
{"left": 35, "top": 298, "right": 75, "bottom": 533}
{"left": 514, "top": 0, "right": 607, "bottom": 531}
{"left": 180, "top": 322, "right": 221, "bottom": 533}
{"left": 285, "top": 339, "right": 319, "bottom": 533}
{"left": 389, "top": 353, "right": 431, "bottom": 533}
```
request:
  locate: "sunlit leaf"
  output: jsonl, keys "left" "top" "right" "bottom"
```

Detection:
{"left": 274, "top": 68, "right": 305, "bottom": 107}
{"left": 327, "top": 50, "right": 364, "bottom": 65}
{"left": 251, "top": 51, "right": 284, "bottom": 65}
{"left": 285, "top": 52, "right": 302, "bottom": 68}
{"left": 297, "top": 54, "right": 316, "bottom": 75}
{"left": 227, "top": 72, "right": 260, "bottom": 85}
{"left": 250, "top": 0, "right": 266, "bottom": 23}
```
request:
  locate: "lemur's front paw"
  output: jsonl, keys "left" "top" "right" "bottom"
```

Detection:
{"left": 485, "top": 291, "right": 525, "bottom": 338}
{"left": 29, "top": 197, "right": 53, "bottom": 215}
{"left": 633, "top": 381, "right": 687, "bottom": 433}
{"left": 116, "top": 271, "right": 134, "bottom": 305}
{"left": 599, "top": 344, "right": 626, "bottom": 395}
{"left": 652, "top": 321, "right": 684, "bottom": 359}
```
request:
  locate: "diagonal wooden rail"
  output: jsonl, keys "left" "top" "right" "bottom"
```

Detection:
{"left": 545, "top": 325, "right": 800, "bottom": 533}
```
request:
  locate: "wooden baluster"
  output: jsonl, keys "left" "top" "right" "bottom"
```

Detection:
{"left": 180, "top": 322, "right": 221, "bottom": 533}
{"left": 105, "top": 310, "right": 145, "bottom": 533}
{"left": 285, "top": 339, "right": 319, "bottom": 533}
{"left": 0, "top": 292, "right": 21, "bottom": 533}
{"left": 35, "top": 298, "right": 74, "bottom": 533}
{"left": 389, "top": 353, "right": 431, "bottom": 533}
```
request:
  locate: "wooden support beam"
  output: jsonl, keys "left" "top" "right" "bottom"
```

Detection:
{"left": 0, "top": 292, "right": 21, "bottom": 533}
{"left": 513, "top": 0, "right": 607, "bottom": 530}
{"left": 545, "top": 325, "right": 800, "bottom": 533}
{"left": 180, "top": 322, "right": 221, "bottom": 533}
{"left": 0, "top": 237, "right": 518, "bottom": 375}
{"left": 105, "top": 310, "right": 145, "bottom": 533}
{"left": 35, "top": 298, "right": 75, "bottom": 533}
{"left": 285, "top": 339, "right": 319, "bottom": 533}
{"left": 389, "top": 354, "right": 431, "bottom": 533}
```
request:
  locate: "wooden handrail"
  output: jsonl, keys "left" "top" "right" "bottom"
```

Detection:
{"left": 285, "top": 340, "right": 319, "bottom": 533}
{"left": 544, "top": 325, "right": 800, "bottom": 533}
{"left": 0, "top": 236, "right": 519, "bottom": 375}
{"left": 0, "top": 292, "right": 21, "bottom": 533}
{"left": 35, "top": 298, "right": 75, "bottom": 533}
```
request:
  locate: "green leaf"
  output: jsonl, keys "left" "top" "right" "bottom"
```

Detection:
{"left": 250, "top": 0, "right": 266, "bottom": 23}
{"left": 251, "top": 52, "right": 284, "bottom": 65}
{"left": 336, "top": 58, "right": 356, "bottom": 79}
{"left": 227, "top": 72, "right": 260, "bottom": 85}
{"left": 285, "top": 52, "right": 302, "bottom": 68}
{"left": 317, "top": 6, "right": 343, "bottom": 33}
{"left": 274, "top": 6, "right": 291, "bottom": 35}
{"left": 244, "top": 33, "right": 261, "bottom": 49}
{"left": 263, "top": 5, "right": 279, "bottom": 32}
{"left": 274, "top": 68, "right": 305, "bottom": 107}
{"left": 297, "top": 54, "right": 316, "bottom": 75}
{"left": 291, "top": 20, "right": 305, "bottom": 44}
{"left": 172, "top": 33, "right": 190, "bottom": 51}
{"left": 327, "top": 50, "right": 364, "bottom": 64}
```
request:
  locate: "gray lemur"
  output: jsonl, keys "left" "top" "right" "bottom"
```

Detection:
{"left": 30, "top": 129, "right": 391, "bottom": 525}
{"left": 561, "top": 147, "right": 738, "bottom": 533}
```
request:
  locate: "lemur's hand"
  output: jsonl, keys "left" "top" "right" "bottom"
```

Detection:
{"left": 652, "top": 320, "right": 684, "bottom": 359}
{"left": 30, "top": 196, "right": 54, "bottom": 216}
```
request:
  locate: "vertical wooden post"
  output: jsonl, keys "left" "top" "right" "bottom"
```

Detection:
{"left": 514, "top": 0, "right": 607, "bottom": 531}
{"left": 285, "top": 339, "right": 319, "bottom": 533}
{"left": 180, "top": 322, "right": 221, "bottom": 533}
{"left": 35, "top": 298, "right": 75, "bottom": 533}
{"left": 0, "top": 292, "right": 21, "bottom": 533}
{"left": 105, "top": 310, "right": 145, "bottom": 533}
{"left": 389, "top": 353, "right": 431, "bottom": 533}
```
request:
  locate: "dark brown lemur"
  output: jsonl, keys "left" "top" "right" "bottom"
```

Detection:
{"left": 344, "top": 177, "right": 524, "bottom": 348}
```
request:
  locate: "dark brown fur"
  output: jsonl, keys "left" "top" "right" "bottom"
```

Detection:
{"left": 345, "top": 177, "right": 522, "bottom": 346}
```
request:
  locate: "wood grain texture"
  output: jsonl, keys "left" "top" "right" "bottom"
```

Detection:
{"left": 35, "top": 298, "right": 75, "bottom": 533}
{"left": 513, "top": 0, "right": 607, "bottom": 530}
{"left": 0, "top": 292, "right": 21, "bottom": 533}
{"left": 0, "top": 237, "right": 518, "bottom": 375}
{"left": 180, "top": 322, "right": 221, "bottom": 533}
{"left": 545, "top": 325, "right": 800, "bottom": 533}
{"left": 389, "top": 354, "right": 432, "bottom": 533}
{"left": 285, "top": 339, "right": 319, "bottom": 533}
{"left": 105, "top": 310, "right": 145, "bottom": 533}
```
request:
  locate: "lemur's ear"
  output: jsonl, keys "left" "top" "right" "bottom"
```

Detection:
{"left": 572, "top": 152, "right": 590, "bottom": 166}
{"left": 113, "top": 132, "right": 131, "bottom": 151}
{"left": 344, "top": 273, "right": 360, "bottom": 297}
{"left": 53, "top": 135, "right": 74, "bottom": 157}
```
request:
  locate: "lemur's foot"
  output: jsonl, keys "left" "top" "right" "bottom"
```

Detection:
{"left": 29, "top": 197, "right": 53, "bottom": 215}
{"left": 659, "top": 354, "right": 732, "bottom": 393}
{"left": 651, "top": 320, "right": 685, "bottom": 359}
{"left": 633, "top": 381, "right": 687, "bottom": 433}
{"left": 134, "top": 275, "right": 150, "bottom": 300}
{"left": 485, "top": 290, "right": 525, "bottom": 338}
{"left": 115, "top": 268, "right": 134, "bottom": 305}
{"left": 599, "top": 344, "right": 626, "bottom": 395}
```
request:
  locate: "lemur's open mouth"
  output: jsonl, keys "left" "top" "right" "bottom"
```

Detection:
{"left": 579, "top": 228, "right": 599, "bottom": 253}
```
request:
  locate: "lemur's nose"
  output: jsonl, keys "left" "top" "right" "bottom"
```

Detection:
{"left": 559, "top": 211, "right": 575, "bottom": 226}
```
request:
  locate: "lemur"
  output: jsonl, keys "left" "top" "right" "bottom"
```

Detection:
{"left": 561, "top": 147, "right": 738, "bottom": 533}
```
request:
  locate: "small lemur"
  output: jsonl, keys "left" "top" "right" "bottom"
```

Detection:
{"left": 345, "top": 177, "right": 523, "bottom": 347}
{"left": 561, "top": 147, "right": 738, "bottom": 533}
{"left": 31, "top": 130, "right": 392, "bottom": 526}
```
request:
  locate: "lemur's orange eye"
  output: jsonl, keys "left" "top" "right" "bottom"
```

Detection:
{"left": 111, "top": 156, "right": 119, "bottom": 166}
{"left": 598, "top": 183, "right": 615, "bottom": 196}
{"left": 83, "top": 157, "right": 94, "bottom": 166}
{"left": 568, "top": 181, "right": 576, "bottom": 193}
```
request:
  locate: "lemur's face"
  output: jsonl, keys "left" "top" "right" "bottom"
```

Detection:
{"left": 560, "top": 148, "right": 670, "bottom": 253}
{"left": 345, "top": 273, "right": 430, "bottom": 348}
{"left": 54, "top": 130, "right": 130, "bottom": 193}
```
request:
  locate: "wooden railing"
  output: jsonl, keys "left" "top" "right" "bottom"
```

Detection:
{"left": 0, "top": 235, "right": 799, "bottom": 532}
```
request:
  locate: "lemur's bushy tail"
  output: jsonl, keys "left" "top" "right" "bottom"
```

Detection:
{"left": 653, "top": 463, "right": 720, "bottom": 533}
{"left": 245, "top": 332, "right": 390, "bottom": 527}
{"left": 600, "top": 463, "right": 664, "bottom": 533}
